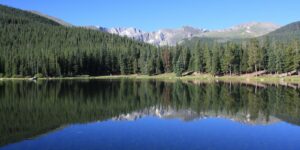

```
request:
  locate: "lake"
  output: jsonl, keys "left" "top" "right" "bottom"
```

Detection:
{"left": 0, "top": 79, "right": 300, "bottom": 150}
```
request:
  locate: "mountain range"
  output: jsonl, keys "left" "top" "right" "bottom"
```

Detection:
{"left": 98, "top": 22, "right": 280, "bottom": 46}
{"left": 30, "top": 11, "right": 280, "bottom": 46}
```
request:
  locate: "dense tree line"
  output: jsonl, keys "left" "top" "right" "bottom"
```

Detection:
{"left": 172, "top": 37, "right": 300, "bottom": 76}
{"left": 1, "top": 5, "right": 300, "bottom": 77}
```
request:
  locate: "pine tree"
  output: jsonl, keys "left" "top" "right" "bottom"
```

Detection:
{"left": 283, "top": 45, "right": 295, "bottom": 72}
{"left": 211, "top": 43, "right": 220, "bottom": 75}
{"left": 292, "top": 39, "right": 300, "bottom": 74}
{"left": 261, "top": 37, "right": 270, "bottom": 70}
{"left": 203, "top": 43, "right": 212, "bottom": 73}
{"left": 240, "top": 47, "right": 249, "bottom": 73}
{"left": 275, "top": 45, "right": 284, "bottom": 73}
{"left": 162, "top": 47, "right": 172, "bottom": 73}
{"left": 192, "top": 41, "right": 205, "bottom": 72}
{"left": 221, "top": 42, "right": 235, "bottom": 75}
{"left": 247, "top": 39, "right": 262, "bottom": 73}
{"left": 267, "top": 49, "right": 276, "bottom": 73}
{"left": 175, "top": 58, "right": 184, "bottom": 77}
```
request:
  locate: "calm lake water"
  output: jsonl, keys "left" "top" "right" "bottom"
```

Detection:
{"left": 0, "top": 80, "right": 300, "bottom": 150}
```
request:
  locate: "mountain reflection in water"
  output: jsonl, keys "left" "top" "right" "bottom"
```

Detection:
{"left": 0, "top": 79, "right": 300, "bottom": 149}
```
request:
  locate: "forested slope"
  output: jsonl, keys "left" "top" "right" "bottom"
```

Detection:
{"left": 0, "top": 5, "right": 159, "bottom": 77}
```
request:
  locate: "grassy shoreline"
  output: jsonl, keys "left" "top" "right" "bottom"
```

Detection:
{"left": 1, "top": 73, "right": 300, "bottom": 84}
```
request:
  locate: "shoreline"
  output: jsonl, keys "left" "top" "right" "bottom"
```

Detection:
{"left": 1, "top": 73, "right": 300, "bottom": 84}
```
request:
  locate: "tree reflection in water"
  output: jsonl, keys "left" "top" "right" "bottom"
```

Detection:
{"left": 0, "top": 80, "right": 300, "bottom": 146}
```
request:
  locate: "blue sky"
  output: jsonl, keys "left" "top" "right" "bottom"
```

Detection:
{"left": 0, "top": 0, "right": 299, "bottom": 31}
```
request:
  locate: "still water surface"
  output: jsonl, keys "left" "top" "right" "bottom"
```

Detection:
{"left": 0, "top": 80, "right": 300, "bottom": 150}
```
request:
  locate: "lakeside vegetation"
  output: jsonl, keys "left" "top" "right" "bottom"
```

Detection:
{"left": 1, "top": 5, "right": 300, "bottom": 78}
{"left": 2, "top": 73, "right": 300, "bottom": 84}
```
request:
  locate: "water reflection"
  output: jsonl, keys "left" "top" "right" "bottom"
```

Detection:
{"left": 0, "top": 80, "right": 300, "bottom": 148}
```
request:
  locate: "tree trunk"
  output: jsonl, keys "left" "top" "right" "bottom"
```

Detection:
{"left": 255, "top": 65, "right": 257, "bottom": 77}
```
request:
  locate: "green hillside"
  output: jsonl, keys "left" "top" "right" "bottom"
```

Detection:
{"left": 0, "top": 5, "right": 60, "bottom": 26}
{"left": 0, "top": 5, "right": 159, "bottom": 77}
{"left": 268, "top": 21, "right": 300, "bottom": 34}
{"left": 263, "top": 21, "right": 300, "bottom": 42}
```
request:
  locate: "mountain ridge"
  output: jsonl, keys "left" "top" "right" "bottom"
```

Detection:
{"left": 90, "top": 22, "right": 280, "bottom": 46}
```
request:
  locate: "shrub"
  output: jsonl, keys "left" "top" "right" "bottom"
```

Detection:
{"left": 34, "top": 73, "right": 44, "bottom": 78}
{"left": 76, "top": 75, "right": 90, "bottom": 78}
{"left": 11, "top": 75, "right": 23, "bottom": 78}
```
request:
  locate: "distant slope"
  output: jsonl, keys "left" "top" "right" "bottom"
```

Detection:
{"left": 30, "top": 11, "right": 73, "bottom": 27}
{"left": 0, "top": 4, "right": 60, "bottom": 26}
{"left": 268, "top": 21, "right": 300, "bottom": 34}
{"left": 203, "top": 22, "right": 280, "bottom": 39}
{"left": 263, "top": 21, "right": 300, "bottom": 41}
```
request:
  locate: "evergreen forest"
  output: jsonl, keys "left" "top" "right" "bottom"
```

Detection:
{"left": 1, "top": 5, "right": 300, "bottom": 77}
